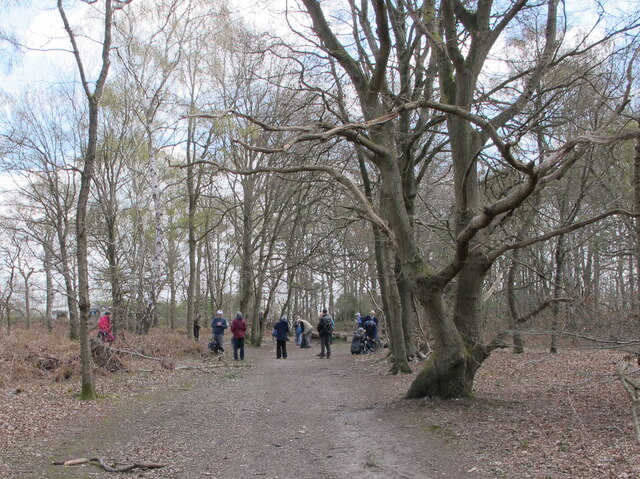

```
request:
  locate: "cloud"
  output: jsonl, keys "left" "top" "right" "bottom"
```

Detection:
{"left": 1, "top": 2, "right": 102, "bottom": 95}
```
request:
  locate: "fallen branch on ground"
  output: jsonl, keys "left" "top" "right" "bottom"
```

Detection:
{"left": 101, "top": 344, "right": 174, "bottom": 369}
{"left": 175, "top": 363, "right": 252, "bottom": 372}
{"left": 52, "top": 457, "right": 167, "bottom": 472}
{"left": 98, "top": 344, "right": 255, "bottom": 372}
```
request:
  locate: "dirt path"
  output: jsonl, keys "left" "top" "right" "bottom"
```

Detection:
{"left": 17, "top": 341, "right": 487, "bottom": 479}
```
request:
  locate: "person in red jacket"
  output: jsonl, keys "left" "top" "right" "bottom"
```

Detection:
{"left": 230, "top": 311, "right": 247, "bottom": 361}
{"left": 98, "top": 311, "right": 114, "bottom": 344}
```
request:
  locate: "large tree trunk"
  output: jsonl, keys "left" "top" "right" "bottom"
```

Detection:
{"left": 405, "top": 38, "right": 488, "bottom": 397}
{"left": 378, "top": 160, "right": 411, "bottom": 374}
{"left": 406, "top": 285, "right": 473, "bottom": 399}
{"left": 395, "top": 257, "right": 416, "bottom": 359}
{"left": 382, "top": 245, "right": 409, "bottom": 373}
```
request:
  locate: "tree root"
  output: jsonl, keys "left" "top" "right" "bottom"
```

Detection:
{"left": 53, "top": 457, "right": 167, "bottom": 472}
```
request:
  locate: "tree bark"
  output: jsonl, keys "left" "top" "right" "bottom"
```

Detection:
{"left": 238, "top": 177, "right": 255, "bottom": 325}
{"left": 395, "top": 256, "right": 416, "bottom": 359}
{"left": 507, "top": 250, "right": 525, "bottom": 353}
{"left": 44, "top": 235, "right": 54, "bottom": 332}
{"left": 635, "top": 119, "right": 640, "bottom": 301}
{"left": 406, "top": 285, "right": 472, "bottom": 399}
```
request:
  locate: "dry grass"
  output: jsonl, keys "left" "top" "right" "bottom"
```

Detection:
{"left": 0, "top": 325, "right": 208, "bottom": 388}
{"left": 0, "top": 325, "right": 80, "bottom": 387}
{"left": 2, "top": 326, "right": 640, "bottom": 478}
{"left": 115, "top": 327, "right": 211, "bottom": 359}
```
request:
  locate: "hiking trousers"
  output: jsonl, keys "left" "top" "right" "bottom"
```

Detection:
{"left": 277, "top": 339, "right": 287, "bottom": 359}
{"left": 320, "top": 335, "right": 331, "bottom": 357}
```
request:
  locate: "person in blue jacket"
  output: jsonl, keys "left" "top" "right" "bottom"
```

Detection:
{"left": 273, "top": 315, "right": 290, "bottom": 359}
{"left": 365, "top": 310, "right": 379, "bottom": 339}
{"left": 211, "top": 310, "right": 228, "bottom": 351}
{"left": 364, "top": 315, "right": 378, "bottom": 343}
{"left": 295, "top": 317, "right": 303, "bottom": 345}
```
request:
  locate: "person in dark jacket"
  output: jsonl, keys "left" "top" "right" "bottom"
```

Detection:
{"left": 364, "top": 316, "right": 378, "bottom": 343}
{"left": 193, "top": 313, "right": 201, "bottom": 341}
{"left": 351, "top": 327, "right": 366, "bottom": 354}
{"left": 211, "top": 310, "right": 228, "bottom": 352}
{"left": 230, "top": 311, "right": 247, "bottom": 360}
{"left": 370, "top": 310, "right": 379, "bottom": 338}
{"left": 317, "top": 309, "right": 333, "bottom": 359}
{"left": 273, "top": 315, "right": 290, "bottom": 359}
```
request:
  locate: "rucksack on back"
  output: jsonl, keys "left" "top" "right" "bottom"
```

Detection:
{"left": 322, "top": 315, "right": 333, "bottom": 333}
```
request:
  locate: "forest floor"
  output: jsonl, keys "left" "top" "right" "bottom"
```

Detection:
{"left": 1, "top": 328, "right": 639, "bottom": 478}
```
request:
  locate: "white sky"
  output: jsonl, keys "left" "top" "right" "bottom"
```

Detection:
{"left": 0, "top": 1, "right": 90, "bottom": 95}
{"left": 0, "top": 0, "right": 292, "bottom": 96}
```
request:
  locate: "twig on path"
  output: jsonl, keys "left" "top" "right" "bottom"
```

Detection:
{"left": 52, "top": 457, "right": 167, "bottom": 472}
{"left": 175, "top": 363, "right": 252, "bottom": 372}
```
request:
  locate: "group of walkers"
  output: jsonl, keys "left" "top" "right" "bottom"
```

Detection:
{"left": 350, "top": 311, "right": 380, "bottom": 355}
{"left": 196, "top": 308, "right": 379, "bottom": 360}
{"left": 98, "top": 307, "right": 379, "bottom": 361}
{"left": 205, "top": 310, "right": 248, "bottom": 360}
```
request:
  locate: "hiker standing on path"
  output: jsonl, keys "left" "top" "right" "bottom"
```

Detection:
{"left": 273, "top": 315, "right": 290, "bottom": 359}
{"left": 211, "top": 310, "right": 228, "bottom": 351}
{"left": 193, "top": 313, "right": 201, "bottom": 341}
{"left": 317, "top": 309, "right": 333, "bottom": 359}
{"left": 230, "top": 312, "right": 247, "bottom": 361}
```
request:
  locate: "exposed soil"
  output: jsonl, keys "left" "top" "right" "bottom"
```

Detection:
{"left": 1, "top": 333, "right": 640, "bottom": 479}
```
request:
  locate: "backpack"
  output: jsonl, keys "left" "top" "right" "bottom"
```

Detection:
{"left": 321, "top": 315, "right": 333, "bottom": 333}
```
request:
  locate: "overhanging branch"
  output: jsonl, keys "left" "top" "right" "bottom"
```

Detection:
{"left": 175, "top": 159, "right": 396, "bottom": 243}
{"left": 488, "top": 208, "right": 640, "bottom": 263}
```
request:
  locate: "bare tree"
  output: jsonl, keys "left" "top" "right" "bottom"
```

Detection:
{"left": 58, "top": 0, "right": 129, "bottom": 399}
{"left": 225, "top": 0, "right": 640, "bottom": 398}
{"left": 2, "top": 88, "right": 81, "bottom": 340}
{"left": 113, "top": 0, "right": 192, "bottom": 333}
